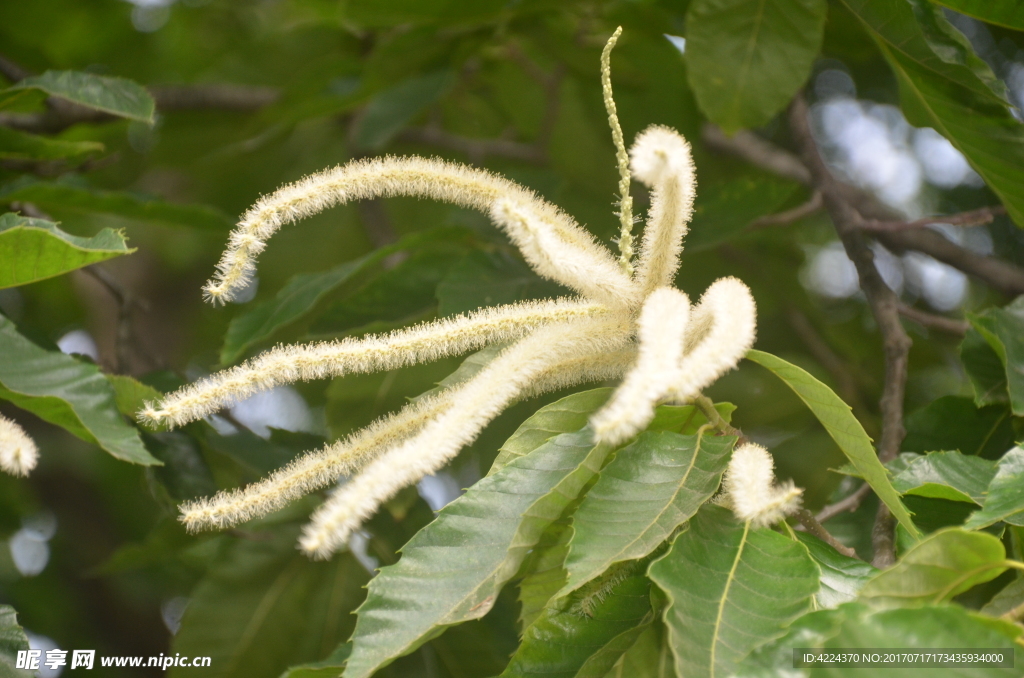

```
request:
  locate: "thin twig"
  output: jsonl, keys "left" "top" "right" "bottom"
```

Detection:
{"left": 789, "top": 94, "right": 909, "bottom": 568}
{"left": 795, "top": 508, "right": 860, "bottom": 559}
{"left": 691, "top": 393, "right": 745, "bottom": 441}
{"left": 860, "top": 205, "right": 1006, "bottom": 232}
{"left": 898, "top": 304, "right": 969, "bottom": 336}
{"left": 80, "top": 265, "right": 154, "bottom": 374}
{"left": 702, "top": 123, "right": 811, "bottom": 185}
{"left": 749, "top": 191, "right": 823, "bottom": 229}
{"left": 815, "top": 483, "right": 873, "bottom": 524}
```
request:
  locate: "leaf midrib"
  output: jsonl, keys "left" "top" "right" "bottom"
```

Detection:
{"left": 709, "top": 520, "right": 749, "bottom": 678}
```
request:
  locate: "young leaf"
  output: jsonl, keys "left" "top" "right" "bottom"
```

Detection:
{"left": 4, "top": 70, "right": 154, "bottom": 122}
{"left": 858, "top": 528, "right": 1006, "bottom": 607}
{"left": 685, "top": 0, "right": 827, "bottom": 133}
{"left": 0, "top": 177, "right": 233, "bottom": 231}
{"left": 0, "top": 126, "right": 103, "bottom": 161}
{"left": 502, "top": 566, "right": 653, "bottom": 678}
{"left": 890, "top": 450, "right": 997, "bottom": 504}
{"left": 795, "top": 533, "right": 877, "bottom": 609}
{"left": 0, "top": 212, "right": 134, "bottom": 289}
{"left": 344, "top": 390, "right": 620, "bottom": 678}
{"left": 840, "top": 0, "right": 1024, "bottom": 226}
{"left": 648, "top": 504, "right": 819, "bottom": 678}
{"left": 0, "top": 605, "right": 31, "bottom": 678}
{"left": 930, "top": 1, "right": 1024, "bottom": 31}
{"left": 960, "top": 328, "right": 1010, "bottom": 408}
{"left": 170, "top": 525, "right": 369, "bottom": 678}
{"left": 0, "top": 314, "right": 158, "bottom": 465}
{"left": 967, "top": 302, "right": 1024, "bottom": 416}
{"left": 964, "top": 447, "right": 1024, "bottom": 530}
{"left": 745, "top": 349, "right": 919, "bottom": 539}
{"left": 561, "top": 429, "right": 736, "bottom": 597}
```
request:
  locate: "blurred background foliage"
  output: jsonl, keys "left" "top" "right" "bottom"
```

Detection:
{"left": 1, "top": 0, "right": 1023, "bottom": 676}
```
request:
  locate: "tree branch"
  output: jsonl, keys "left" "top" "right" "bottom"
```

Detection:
{"left": 795, "top": 508, "right": 860, "bottom": 559}
{"left": 898, "top": 304, "right": 969, "bottom": 336}
{"left": 815, "top": 483, "right": 873, "bottom": 524}
{"left": 749, "top": 191, "right": 823, "bottom": 229}
{"left": 860, "top": 205, "right": 1006, "bottom": 232}
{"left": 789, "top": 94, "right": 909, "bottom": 568}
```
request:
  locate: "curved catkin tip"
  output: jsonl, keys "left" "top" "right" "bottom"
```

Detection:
{"left": 628, "top": 125, "right": 693, "bottom": 188}
{"left": 0, "top": 414, "right": 38, "bottom": 477}
{"left": 722, "top": 442, "right": 802, "bottom": 528}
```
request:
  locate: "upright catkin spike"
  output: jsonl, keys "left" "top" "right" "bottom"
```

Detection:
{"left": 601, "top": 26, "right": 634, "bottom": 276}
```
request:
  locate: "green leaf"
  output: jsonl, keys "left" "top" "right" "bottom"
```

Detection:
{"left": 0, "top": 212, "right": 134, "bottom": 289}
{"left": 353, "top": 70, "right": 454, "bottom": 149}
{"left": 0, "top": 314, "right": 159, "bottom": 465}
{"left": 890, "top": 450, "right": 997, "bottom": 504}
{"left": 931, "top": 1, "right": 1024, "bottom": 31}
{"left": 858, "top": 527, "right": 1006, "bottom": 607}
{"left": 0, "top": 177, "right": 234, "bottom": 231}
{"left": 279, "top": 643, "right": 351, "bottom": 678}
{"left": 648, "top": 504, "right": 819, "bottom": 678}
{"left": 106, "top": 374, "right": 163, "bottom": 422}
{"left": 502, "top": 566, "right": 653, "bottom": 678}
{"left": 981, "top": 577, "right": 1024, "bottom": 619}
{"left": 603, "top": 625, "right": 677, "bottom": 678}
{"left": 5, "top": 70, "right": 154, "bottom": 122}
{"left": 903, "top": 396, "right": 1014, "bottom": 458}
{"left": 0, "top": 605, "right": 31, "bottom": 678}
{"left": 517, "top": 516, "right": 572, "bottom": 631}
{"left": 684, "top": 173, "right": 803, "bottom": 252}
{"left": 795, "top": 533, "right": 877, "bottom": 609}
{"left": 745, "top": 349, "right": 919, "bottom": 539}
{"left": 561, "top": 429, "right": 736, "bottom": 596}
{"left": 736, "top": 602, "right": 1024, "bottom": 676}
{"left": 685, "top": 0, "right": 827, "bottom": 133}
{"left": 436, "top": 250, "right": 565, "bottom": 317}
{"left": 840, "top": 0, "right": 1024, "bottom": 226}
{"left": 965, "top": 447, "right": 1024, "bottom": 530}
{"left": 344, "top": 389, "right": 619, "bottom": 678}
{"left": 960, "top": 328, "right": 1009, "bottom": 408}
{"left": 967, "top": 301, "right": 1024, "bottom": 416}
{"left": 0, "top": 126, "right": 103, "bottom": 161}
{"left": 220, "top": 227, "right": 469, "bottom": 364}
{"left": 344, "top": 0, "right": 511, "bottom": 27}
{"left": 170, "top": 524, "right": 369, "bottom": 678}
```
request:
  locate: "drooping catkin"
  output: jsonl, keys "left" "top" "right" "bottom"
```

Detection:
{"left": 141, "top": 298, "right": 606, "bottom": 429}
{"left": 721, "top": 442, "right": 802, "bottom": 528}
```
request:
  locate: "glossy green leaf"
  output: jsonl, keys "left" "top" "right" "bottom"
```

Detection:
{"left": 502, "top": 566, "right": 653, "bottom": 678}
{"left": 841, "top": 0, "right": 1024, "bottom": 226}
{"left": 436, "top": 250, "right": 565, "bottom": 317}
{"left": 980, "top": 577, "right": 1024, "bottom": 619}
{"left": 685, "top": 0, "right": 827, "bottom": 133}
{"left": 795, "top": 533, "right": 876, "bottom": 609}
{"left": 220, "top": 227, "right": 469, "bottom": 364}
{"left": 353, "top": 70, "right": 454, "bottom": 149}
{"left": 0, "top": 212, "right": 134, "bottom": 289}
{"left": 171, "top": 523, "right": 369, "bottom": 678}
{"left": 931, "top": 1, "right": 1024, "bottom": 31}
{"left": 0, "top": 126, "right": 103, "bottom": 161}
{"left": 859, "top": 528, "right": 1006, "bottom": 607}
{"left": 967, "top": 301, "right": 1024, "bottom": 416}
{"left": 5, "top": 70, "right": 154, "bottom": 122}
{"left": 0, "top": 605, "right": 31, "bottom": 678}
{"left": 745, "top": 349, "right": 919, "bottom": 539}
{"left": 890, "top": 450, "right": 996, "bottom": 504}
{"left": 0, "top": 314, "right": 158, "bottom": 465}
{"left": 562, "top": 429, "right": 736, "bottom": 596}
{"left": 965, "top": 447, "right": 1024, "bottom": 530}
{"left": 649, "top": 504, "right": 819, "bottom": 678}
{"left": 903, "top": 396, "right": 1014, "bottom": 458}
{"left": 344, "top": 389, "right": 619, "bottom": 678}
{"left": 0, "top": 177, "right": 233, "bottom": 231}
